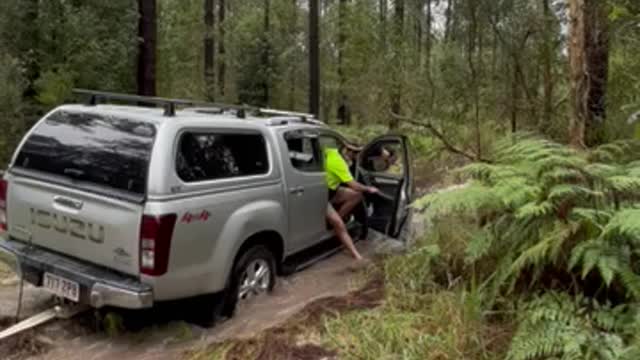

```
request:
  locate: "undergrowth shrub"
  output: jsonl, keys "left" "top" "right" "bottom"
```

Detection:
{"left": 325, "top": 240, "right": 507, "bottom": 359}
{"left": 414, "top": 134, "right": 640, "bottom": 359}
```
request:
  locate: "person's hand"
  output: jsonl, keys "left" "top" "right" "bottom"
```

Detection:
{"left": 366, "top": 186, "right": 380, "bottom": 194}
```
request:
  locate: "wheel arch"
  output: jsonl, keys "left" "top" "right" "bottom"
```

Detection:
{"left": 233, "top": 230, "right": 285, "bottom": 275}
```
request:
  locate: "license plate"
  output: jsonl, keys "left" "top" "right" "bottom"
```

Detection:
{"left": 43, "top": 273, "right": 80, "bottom": 302}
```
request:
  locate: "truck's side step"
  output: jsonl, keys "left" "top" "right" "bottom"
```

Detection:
{"left": 281, "top": 223, "right": 363, "bottom": 275}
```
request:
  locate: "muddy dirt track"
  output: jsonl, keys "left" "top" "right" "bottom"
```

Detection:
{"left": 0, "top": 233, "right": 406, "bottom": 360}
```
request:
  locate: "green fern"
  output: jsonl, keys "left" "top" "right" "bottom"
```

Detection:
{"left": 418, "top": 135, "right": 640, "bottom": 301}
{"left": 507, "top": 293, "right": 630, "bottom": 360}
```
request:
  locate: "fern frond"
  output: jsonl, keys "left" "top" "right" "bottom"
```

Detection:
{"left": 548, "top": 184, "right": 604, "bottom": 205}
{"left": 600, "top": 209, "right": 640, "bottom": 245}
{"left": 516, "top": 201, "right": 555, "bottom": 220}
{"left": 414, "top": 182, "right": 504, "bottom": 218}
{"left": 508, "top": 223, "right": 578, "bottom": 283}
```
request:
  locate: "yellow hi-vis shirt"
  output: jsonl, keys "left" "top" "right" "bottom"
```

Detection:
{"left": 324, "top": 148, "right": 353, "bottom": 190}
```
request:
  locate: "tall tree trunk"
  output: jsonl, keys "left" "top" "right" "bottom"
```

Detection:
{"left": 568, "top": 0, "right": 609, "bottom": 148}
{"left": 584, "top": 0, "right": 609, "bottom": 146}
{"left": 467, "top": 1, "right": 481, "bottom": 157}
{"left": 511, "top": 63, "right": 519, "bottom": 133}
{"left": 21, "top": 0, "right": 39, "bottom": 98}
{"left": 262, "top": 0, "right": 271, "bottom": 106}
{"left": 218, "top": 0, "right": 226, "bottom": 98}
{"left": 137, "top": 0, "right": 157, "bottom": 96}
{"left": 379, "top": 0, "right": 387, "bottom": 49}
{"left": 309, "top": 0, "right": 320, "bottom": 116}
{"left": 444, "top": 0, "right": 453, "bottom": 42}
{"left": 337, "top": 0, "right": 351, "bottom": 124}
{"left": 389, "top": 0, "right": 404, "bottom": 129}
{"left": 289, "top": 0, "right": 298, "bottom": 110}
{"left": 204, "top": 0, "right": 215, "bottom": 101}
{"left": 541, "top": 0, "right": 554, "bottom": 133}
{"left": 425, "top": 0, "right": 432, "bottom": 73}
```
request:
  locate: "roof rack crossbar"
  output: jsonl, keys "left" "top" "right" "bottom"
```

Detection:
{"left": 72, "top": 89, "right": 324, "bottom": 124}
{"left": 73, "top": 89, "right": 250, "bottom": 118}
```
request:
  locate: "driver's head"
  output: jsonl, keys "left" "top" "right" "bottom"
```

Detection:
{"left": 340, "top": 143, "right": 361, "bottom": 163}
{"left": 369, "top": 145, "right": 397, "bottom": 171}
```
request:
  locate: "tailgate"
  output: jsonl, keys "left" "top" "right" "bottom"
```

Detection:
{"left": 7, "top": 177, "right": 142, "bottom": 276}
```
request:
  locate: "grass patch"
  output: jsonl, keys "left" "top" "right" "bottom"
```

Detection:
{"left": 188, "top": 245, "right": 511, "bottom": 360}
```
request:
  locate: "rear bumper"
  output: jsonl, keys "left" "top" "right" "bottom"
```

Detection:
{"left": 0, "top": 237, "right": 153, "bottom": 309}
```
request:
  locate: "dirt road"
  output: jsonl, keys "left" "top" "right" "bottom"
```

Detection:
{"left": 0, "top": 233, "right": 404, "bottom": 360}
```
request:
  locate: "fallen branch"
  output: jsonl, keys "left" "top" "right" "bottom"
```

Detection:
{"left": 390, "top": 111, "right": 493, "bottom": 163}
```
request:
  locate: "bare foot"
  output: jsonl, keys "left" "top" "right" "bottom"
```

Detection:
{"left": 346, "top": 257, "right": 371, "bottom": 272}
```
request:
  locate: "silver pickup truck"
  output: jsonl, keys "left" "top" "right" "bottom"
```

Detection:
{"left": 0, "top": 90, "right": 413, "bottom": 323}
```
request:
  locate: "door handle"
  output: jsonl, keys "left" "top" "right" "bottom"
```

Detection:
{"left": 289, "top": 186, "right": 305, "bottom": 195}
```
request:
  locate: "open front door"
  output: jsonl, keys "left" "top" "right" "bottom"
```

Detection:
{"left": 356, "top": 135, "right": 413, "bottom": 238}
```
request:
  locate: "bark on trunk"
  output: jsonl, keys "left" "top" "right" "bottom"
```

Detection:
{"left": 541, "top": 0, "right": 554, "bottom": 132}
{"left": 137, "top": 0, "right": 157, "bottom": 96}
{"left": 218, "top": 0, "right": 226, "bottom": 97}
{"left": 309, "top": 0, "right": 320, "bottom": 116}
{"left": 568, "top": 0, "right": 609, "bottom": 148}
{"left": 337, "top": 0, "right": 351, "bottom": 124}
{"left": 389, "top": 0, "right": 404, "bottom": 129}
{"left": 204, "top": 0, "right": 215, "bottom": 101}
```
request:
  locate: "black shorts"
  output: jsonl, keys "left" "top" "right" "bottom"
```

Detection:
{"left": 329, "top": 188, "right": 337, "bottom": 201}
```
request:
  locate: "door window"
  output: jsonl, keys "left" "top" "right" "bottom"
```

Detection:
{"left": 284, "top": 131, "right": 323, "bottom": 172}
{"left": 176, "top": 132, "right": 269, "bottom": 182}
{"left": 360, "top": 142, "right": 404, "bottom": 177}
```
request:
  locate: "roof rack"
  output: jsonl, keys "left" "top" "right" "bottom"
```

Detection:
{"left": 73, "top": 89, "right": 250, "bottom": 118}
{"left": 72, "top": 89, "right": 324, "bottom": 125}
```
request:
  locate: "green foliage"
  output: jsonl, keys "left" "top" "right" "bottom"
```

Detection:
{"left": 0, "top": 53, "right": 26, "bottom": 167}
{"left": 323, "top": 241, "right": 506, "bottom": 360}
{"left": 508, "top": 292, "right": 633, "bottom": 360}
{"left": 418, "top": 136, "right": 640, "bottom": 304}
{"left": 34, "top": 69, "right": 75, "bottom": 106}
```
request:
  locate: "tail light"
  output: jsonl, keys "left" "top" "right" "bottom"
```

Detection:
{"left": 0, "top": 179, "right": 7, "bottom": 232}
{"left": 139, "top": 214, "right": 177, "bottom": 276}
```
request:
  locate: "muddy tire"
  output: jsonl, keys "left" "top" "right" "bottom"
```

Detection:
{"left": 222, "top": 245, "right": 276, "bottom": 317}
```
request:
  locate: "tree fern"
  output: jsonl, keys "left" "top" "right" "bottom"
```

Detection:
{"left": 507, "top": 293, "right": 630, "bottom": 360}
{"left": 418, "top": 135, "right": 640, "bottom": 301}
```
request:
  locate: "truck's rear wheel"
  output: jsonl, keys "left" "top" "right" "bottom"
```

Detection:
{"left": 197, "top": 245, "right": 277, "bottom": 327}
{"left": 224, "top": 245, "right": 276, "bottom": 315}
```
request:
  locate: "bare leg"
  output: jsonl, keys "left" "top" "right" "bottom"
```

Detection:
{"left": 332, "top": 187, "right": 363, "bottom": 220}
{"left": 327, "top": 205, "right": 362, "bottom": 260}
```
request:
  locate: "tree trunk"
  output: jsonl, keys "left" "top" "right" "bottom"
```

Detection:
{"left": 379, "top": 0, "right": 387, "bottom": 49}
{"left": 337, "top": 0, "right": 351, "bottom": 124}
{"left": 218, "top": 0, "right": 226, "bottom": 98}
{"left": 389, "top": 0, "right": 404, "bottom": 129}
{"left": 309, "top": 0, "right": 320, "bottom": 117}
{"left": 541, "top": 0, "right": 553, "bottom": 132}
{"left": 444, "top": 0, "right": 453, "bottom": 42}
{"left": 425, "top": 0, "right": 432, "bottom": 73}
{"left": 137, "top": 0, "right": 157, "bottom": 97}
{"left": 289, "top": 0, "right": 298, "bottom": 110}
{"left": 22, "top": 0, "right": 40, "bottom": 97}
{"left": 261, "top": 0, "right": 271, "bottom": 106}
{"left": 584, "top": 0, "right": 609, "bottom": 147}
{"left": 204, "top": 0, "right": 215, "bottom": 101}
{"left": 467, "top": 1, "right": 481, "bottom": 157}
{"left": 568, "top": 0, "right": 609, "bottom": 148}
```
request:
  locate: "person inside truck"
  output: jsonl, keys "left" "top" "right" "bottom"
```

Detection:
{"left": 324, "top": 143, "right": 379, "bottom": 261}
